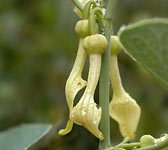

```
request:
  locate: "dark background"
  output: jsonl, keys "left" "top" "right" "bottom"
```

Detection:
{"left": 0, "top": 0, "right": 168, "bottom": 149}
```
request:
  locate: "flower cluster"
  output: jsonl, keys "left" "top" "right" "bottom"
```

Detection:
{"left": 59, "top": 1, "right": 106, "bottom": 140}
{"left": 59, "top": 0, "right": 141, "bottom": 141}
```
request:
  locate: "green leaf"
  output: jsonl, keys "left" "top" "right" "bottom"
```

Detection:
{"left": 118, "top": 18, "right": 168, "bottom": 89}
{"left": 0, "top": 124, "right": 53, "bottom": 150}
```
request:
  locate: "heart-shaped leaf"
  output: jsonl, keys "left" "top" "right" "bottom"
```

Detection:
{"left": 0, "top": 124, "right": 53, "bottom": 150}
{"left": 118, "top": 18, "right": 168, "bottom": 89}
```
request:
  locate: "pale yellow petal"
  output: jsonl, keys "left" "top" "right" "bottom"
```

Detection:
{"left": 58, "top": 120, "right": 73, "bottom": 135}
{"left": 71, "top": 98, "right": 103, "bottom": 140}
{"left": 109, "top": 93, "right": 141, "bottom": 139}
{"left": 58, "top": 39, "right": 87, "bottom": 135}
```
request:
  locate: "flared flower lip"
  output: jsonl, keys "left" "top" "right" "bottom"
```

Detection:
{"left": 70, "top": 98, "right": 104, "bottom": 140}
{"left": 109, "top": 93, "right": 141, "bottom": 139}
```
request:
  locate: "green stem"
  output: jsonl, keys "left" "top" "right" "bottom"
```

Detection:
{"left": 98, "top": 19, "right": 111, "bottom": 150}
{"left": 71, "top": 0, "right": 83, "bottom": 11}
{"left": 98, "top": 0, "right": 118, "bottom": 149}
{"left": 89, "top": 8, "right": 103, "bottom": 35}
{"left": 105, "top": 0, "right": 118, "bottom": 21}
{"left": 102, "top": 142, "right": 140, "bottom": 150}
{"left": 117, "top": 142, "right": 140, "bottom": 149}
{"left": 115, "top": 137, "right": 131, "bottom": 148}
{"left": 137, "top": 138, "right": 168, "bottom": 150}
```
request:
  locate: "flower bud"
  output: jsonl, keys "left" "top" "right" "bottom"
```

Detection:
{"left": 140, "top": 135, "right": 155, "bottom": 147}
{"left": 155, "top": 134, "right": 168, "bottom": 144}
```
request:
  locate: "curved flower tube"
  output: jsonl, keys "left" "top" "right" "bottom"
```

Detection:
{"left": 74, "top": 0, "right": 93, "bottom": 18}
{"left": 109, "top": 36, "right": 141, "bottom": 139}
{"left": 58, "top": 38, "right": 87, "bottom": 135}
{"left": 70, "top": 34, "right": 107, "bottom": 140}
{"left": 73, "top": 0, "right": 104, "bottom": 18}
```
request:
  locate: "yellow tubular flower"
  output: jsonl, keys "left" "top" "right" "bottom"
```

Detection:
{"left": 58, "top": 38, "right": 87, "bottom": 135}
{"left": 109, "top": 36, "right": 141, "bottom": 139}
{"left": 70, "top": 34, "right": 107, "bottom": 141}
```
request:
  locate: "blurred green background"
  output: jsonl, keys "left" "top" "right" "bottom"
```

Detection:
{"left": 0, "top": 0, "right": 168, "bottom": 149}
